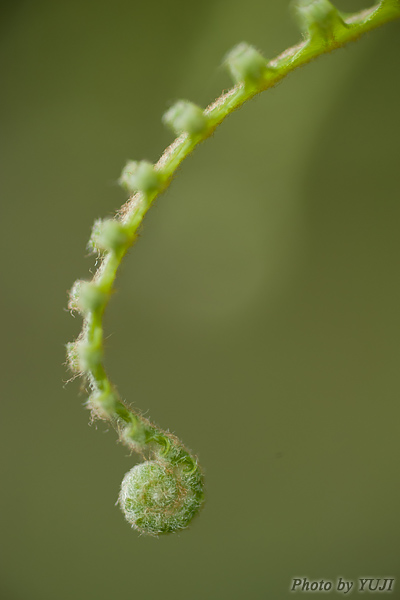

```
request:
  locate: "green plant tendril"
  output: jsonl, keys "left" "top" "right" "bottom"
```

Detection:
{"left": 67, "top": 0, "right": 400, "bottom": 536}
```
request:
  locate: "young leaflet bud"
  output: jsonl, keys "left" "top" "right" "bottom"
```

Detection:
{"left": 76, "top": 336, "right": 103, "bottom": 373}
{"left": 119, "top": 160, "right": 162, "bottom": 194}
{"left": 88, "top": 218, "right": 130, "bottom": 254}
{"left": 293, "top": 0, "right": 346, "bottom": 40}
{"left": 224, "top": 43, "right": 269, "bottom": 86}
{"left": 89, "top": 390, "right": 120, "bottom": 420}
{"left": 162, "top": 100, "right": 208, "bottom": 136}
{"left": 68, "top": 280, "right": 107, "bottom": 314}
{"left": 66, "top": 341, "right": 80, "bottom": 372}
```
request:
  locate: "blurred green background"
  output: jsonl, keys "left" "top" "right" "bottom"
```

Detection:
{"left": 1, "top": 1, "right": 399, "bottom": 598}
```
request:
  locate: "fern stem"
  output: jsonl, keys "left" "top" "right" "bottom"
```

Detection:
{"left": 67, "top": 0, "right": 400, "bottom": 536}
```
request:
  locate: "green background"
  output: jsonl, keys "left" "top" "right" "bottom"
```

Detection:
{"left": 1, "top": 1, "right": 399, "bottom": 598}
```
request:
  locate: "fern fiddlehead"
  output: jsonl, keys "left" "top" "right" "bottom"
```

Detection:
{"left": 66, "top": 0, "right": 400, "bottom": 536}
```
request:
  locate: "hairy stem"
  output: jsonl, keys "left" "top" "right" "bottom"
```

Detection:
{"left": 67, "top": 0, "right": 400, "bottom": 535}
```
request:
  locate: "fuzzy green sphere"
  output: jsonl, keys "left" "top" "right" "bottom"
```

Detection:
{"left": 119, "top": 460, "right": 204, "bottom": 535}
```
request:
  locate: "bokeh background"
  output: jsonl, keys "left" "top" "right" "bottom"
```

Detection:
{"left": 1, "top": 1, "right": 399, "bottom": 598}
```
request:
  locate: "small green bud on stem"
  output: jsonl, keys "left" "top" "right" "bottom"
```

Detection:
{"left": 119, "top": 160, "right": 163, "bottom": 194}
{"left": 69, "top": 280, "right": 107, "bottom": 313}
{"left": 224, "top": 42, "right": 269, "bottom": 86}
{"left": 76, "top": 334, "right": 103, "bottom": 373}
{"left": 163, "top": 100, "right": 208, "bottom": 136}
{"left": 293, "top": 0, "right": 346, "bottom": 41}
{"left": 89, "top": 219, "right": 130, "bottom": 254}
{"left": 66, "top": 341, "right": 80, "bottom": 372}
